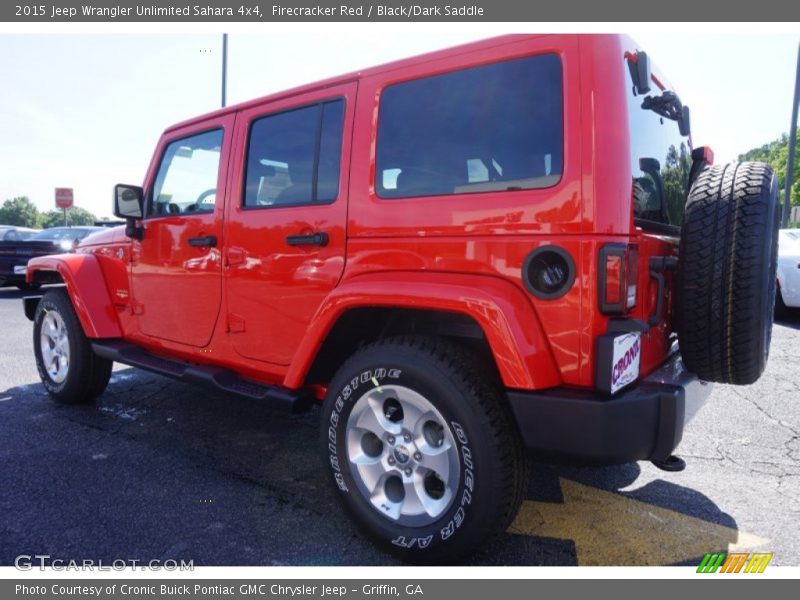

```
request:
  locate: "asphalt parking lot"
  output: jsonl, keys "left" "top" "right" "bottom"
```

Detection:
{"left": 1, "top": 286, "right": 799, "bottom": 567}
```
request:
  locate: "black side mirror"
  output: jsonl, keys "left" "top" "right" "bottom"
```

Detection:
{"left": 639, "top": 157, "right": 668, "bottom": 223}
{"left": 114, "top": 184, "right": 144, "bottom": 219}
{"left": 114, "top": 184, "right": 144, "bottom": 240}
{"left": 639, "top": 157, "right": 661, "bottom": 174}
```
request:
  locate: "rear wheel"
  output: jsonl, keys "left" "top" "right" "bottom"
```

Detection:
{"left": 33, "top": 288, "right": 112, "bottom": 404}
{"left": 676, "top": 162, "right": 780, "bottom": 384}
{"left": 321, "top": 336, "right": 525, "bottom": 564}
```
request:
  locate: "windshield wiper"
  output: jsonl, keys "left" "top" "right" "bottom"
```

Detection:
{"left": 642, "top": 91, "right": 691, "bottom": 136}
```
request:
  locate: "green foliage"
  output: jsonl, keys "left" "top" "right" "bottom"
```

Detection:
{"left": 1, "top": 196, "right": 98, "bottom": 229}
{"left": 738, "top": 129, "right": 800, "bottom": 208}
{"left": 0, "top": 197, "right": 42, "bottom": 228}
{"left": 40, "top": 206, "right": 97, "bottom": 228}
{"left": 663, "top": 142, "right": 692, "bottom": 225}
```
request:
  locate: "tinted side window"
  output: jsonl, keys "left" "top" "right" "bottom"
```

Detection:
{"left": 627, "top": 69, "right": 691, "bottom": 229}
{"left": 150, "top": 129, "right": 223, "bottom": 217}
{"left": 376, "top": 54, "right": 563, "bottom": 199}
{"left": 244, "top": 99, "right": 344, "bottom": 208}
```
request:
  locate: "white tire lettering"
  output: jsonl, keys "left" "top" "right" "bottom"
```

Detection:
{"left": 329, "top": 368, "right": 401, "bottom": 498}
{"left": 437, "top": 421, "right": 473, "bottom": 542}
{"left": 440, "top": 521, "right": 455, "bottom": 541}
{"left": 451, "top": 421, "right": 468, "bottom": 445}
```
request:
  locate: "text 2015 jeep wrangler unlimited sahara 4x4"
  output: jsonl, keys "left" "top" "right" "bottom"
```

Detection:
{"left": 23, "top": 35, "right": 780, "bottom": 563}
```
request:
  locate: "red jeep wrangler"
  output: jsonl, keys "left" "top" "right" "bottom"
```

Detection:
{"left": 24, "top": 35, "right": 780, "bottom": 563}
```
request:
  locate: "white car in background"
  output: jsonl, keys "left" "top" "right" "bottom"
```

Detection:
{"left": 777, "top": 229, "right": 800, "bottom": 313}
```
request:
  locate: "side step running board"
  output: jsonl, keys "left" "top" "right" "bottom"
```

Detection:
{"left": 91, "top": 340, "right": 314, "bottom": 413}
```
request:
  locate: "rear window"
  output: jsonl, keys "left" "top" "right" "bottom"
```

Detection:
{"left": 376, "top": 54, "right": 563, "bottom": 199}
{"left": 627, "top": 63, "right": 691, "bottom": 230}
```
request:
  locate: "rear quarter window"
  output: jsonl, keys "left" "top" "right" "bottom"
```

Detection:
{"left": 627, "top": 63, "right": 691, "bottom": 230}
{"left": 376, "top": 54, "right": 563, "bottom": 199}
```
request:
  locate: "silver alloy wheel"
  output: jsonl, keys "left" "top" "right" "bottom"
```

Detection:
{"left": 346, "top": 384, "right": 460, "bottom": 527}
{"left": 39, "top": 309, "right": 70, "bottom": 384}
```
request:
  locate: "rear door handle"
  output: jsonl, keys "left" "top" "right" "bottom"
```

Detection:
{"left": 285, "top": 232, "right": 329, "bottom": 247}
{"left": 188, "top": 235, "right": 217, "bottom": 248}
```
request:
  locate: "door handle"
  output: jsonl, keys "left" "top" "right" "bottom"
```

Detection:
{"left": 285, "top": 232, "right": 329, "bottom": 247}
{"left": 188, "top": 235, "right": 217, "bottom": 248}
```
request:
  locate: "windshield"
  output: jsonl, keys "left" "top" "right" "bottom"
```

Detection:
{"left": 31, "top": 228, "right": 94, "bottom": 241}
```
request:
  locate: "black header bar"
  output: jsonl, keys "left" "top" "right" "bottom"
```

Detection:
{"left": 3, "top": 0, "right": 800, "bottom": 22}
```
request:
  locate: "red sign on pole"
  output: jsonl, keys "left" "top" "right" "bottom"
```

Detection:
{"left": 55, "top": 187, "right": 73, "bottom": 209}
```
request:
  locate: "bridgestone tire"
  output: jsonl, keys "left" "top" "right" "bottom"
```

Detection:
{"left": 33, "top": 288, "right": 113, "bottom": 404}
{"left": 320, "top": 336, "right": 526, "bottom": 564}
{"left": 676, "top": 162, "right": 780, "bottom": 384}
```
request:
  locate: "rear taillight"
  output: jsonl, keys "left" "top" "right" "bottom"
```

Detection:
{"left": 599, "top": 243, "right": 638, "bottom": 315}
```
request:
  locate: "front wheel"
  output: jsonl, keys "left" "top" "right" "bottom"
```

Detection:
{"left": 33, "top": 288, "right": 112, "bottom": 404}
{"left": 321, "top": 336, "right": 525, "bottom": 563}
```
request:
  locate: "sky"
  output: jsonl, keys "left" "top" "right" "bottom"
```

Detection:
{"left": 0, "top": 31, "right": 798, "bottom": 219}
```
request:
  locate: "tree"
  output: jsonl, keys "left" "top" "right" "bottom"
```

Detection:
{"left": 41, "top": 206, "right": 97, "bottom": 228}
{"left": 662, "top": 142, "right": 692, "bottom": 225}
{"left": 738, "top": 129, "right": 799, "bottom": 208}
{"left": 0, "top": 197, "right": 41, "bottom": 228}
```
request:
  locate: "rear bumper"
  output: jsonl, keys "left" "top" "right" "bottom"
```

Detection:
{"left": 507, "top": 348, "right": 712, "bottom": 464}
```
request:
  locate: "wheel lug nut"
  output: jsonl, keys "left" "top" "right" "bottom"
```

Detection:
{"left": 413, "top": 452, "right": 422, "bottom": 461}
{"left": 404, "top": 434, "right": 411, "bottom": 442}
{"left": 387, "top": 435, "right": 395, "bottom": 444}
{"left": 388, "top": 456, "right": 395, "bottom": 465}
{"left": 404, "top": 468, "right": 412, "bottom": 476}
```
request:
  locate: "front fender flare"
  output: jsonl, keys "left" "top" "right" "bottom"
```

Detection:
{"left": 26, "top": 254, "right": 122, "bottom": 339}
{"left": 285, "top": 272, "right": 561, "bottom": 390}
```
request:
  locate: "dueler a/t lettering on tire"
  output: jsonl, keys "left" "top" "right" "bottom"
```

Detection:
{"left": 33, "top": 288, "right": 112, "bottom": 404}
{"left": 677, "top": 162, "right": 780, "bottom": 384}
{"left": 320, "top": 336, "right": 525, "bottom": 563}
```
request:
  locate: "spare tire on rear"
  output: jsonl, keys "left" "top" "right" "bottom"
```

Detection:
{"left": 676, "top": 162, "right": 780, "bottom": 385}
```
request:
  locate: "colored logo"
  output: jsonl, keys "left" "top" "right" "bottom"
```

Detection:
{"left": 697, "top": 552, "right": 773, "bottom": 573}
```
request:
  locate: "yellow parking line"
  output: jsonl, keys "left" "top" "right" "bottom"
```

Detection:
{"left": 507, "top": 477, "right": 768, "bottom": 566}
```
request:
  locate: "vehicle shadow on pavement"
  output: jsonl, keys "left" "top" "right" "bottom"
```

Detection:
{"left": 775, "top": 308, "right": 800, "bottom": 330}
{"left": 473, "top": 462, "right": 742, "bottom": 566}
{"left": 0, "top": 367, "right": 740, "bottom": 567}
{"left": 0, "top": 288, "right": 32, "bottom": 300}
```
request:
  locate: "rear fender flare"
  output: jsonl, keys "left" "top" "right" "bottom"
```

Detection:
{"left": 26, "top": 254, "right": 122, "bottom": 339}
{"left": 285, "top": 272, "right": 561, "bottom": 390}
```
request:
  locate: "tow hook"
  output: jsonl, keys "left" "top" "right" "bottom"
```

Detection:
{"left": 651, "top": 455, "right": 686, "bottom": 472}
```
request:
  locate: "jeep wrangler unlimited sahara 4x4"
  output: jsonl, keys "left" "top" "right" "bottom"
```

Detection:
{"left": 23, "top": 35, "right": 780, "bottom": 563}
